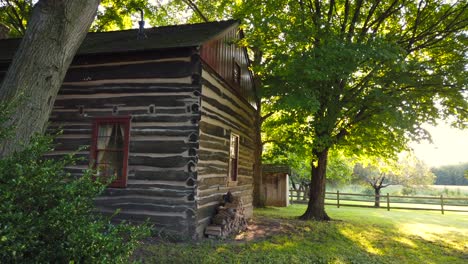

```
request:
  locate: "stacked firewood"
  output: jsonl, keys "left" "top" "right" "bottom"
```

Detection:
{"left": 205, "top": 191, "right": 248, "bottom": 238}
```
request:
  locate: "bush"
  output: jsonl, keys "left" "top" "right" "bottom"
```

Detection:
{"left": 0, "top": 134, "right": 150, "bottom": 263}
{"left": 401, "top": 186, "right": 416, "bottom": 195}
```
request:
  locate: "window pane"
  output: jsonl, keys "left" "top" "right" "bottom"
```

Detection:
{"left": 229, "top": 134, "right": 239, "bottom": 182}
{"left": 96, "top": 150, "right": 124, "bottom": 178}
{"left": 97, "top": 124, "right": 124, "bottom": 150}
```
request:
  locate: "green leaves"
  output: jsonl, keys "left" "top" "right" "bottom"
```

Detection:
{"left": 0, "top": 133, "right": 150, "bottom": 262}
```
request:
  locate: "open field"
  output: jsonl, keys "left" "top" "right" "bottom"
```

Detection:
{"left": 135, "top": 205, "right": 468, "bottom": 264}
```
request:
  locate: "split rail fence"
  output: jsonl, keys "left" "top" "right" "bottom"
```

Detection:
{"left": 289, "top": 190, "right": 468, "bottom": 214}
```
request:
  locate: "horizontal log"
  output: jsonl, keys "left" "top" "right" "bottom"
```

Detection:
{"left": 201, "top": 69, "right": 256, "bottom": 113}
{"left": 129, "top": 140, "right": 188, "bottom": 154}
{"left": 94, "top": 195, "right": 193, "bottom": 206}
{"left": 54, "top": 94, "right": 193, "bottom": 108}
{"left": 102, "top": 187, "right": 192, "bottom": 198}
{"left": 64, "top": 61, "right": 194, "bottom": 82}
{"left": 126, "top": 182, "right": 195, "bottom": 191}
{"left": 199, "top": 177, "right": 226, "bottom": 187}
{"left": 202, "top": 96, "right": 252, "bottom": 127}
{"left": 131, "top": 128, "right": 198, "bottom": 137}
{"left": 197, "top": 183, "right": 251, "bottom": 194}
{"left": 99, "top": 209, "right": 193, "bottom": 234}
{"left": 131, "top": 124, "right": 198, "bottom": 131}
{"left": 196, "top": 204, "right": 218, "bottom": 223}
{"left": 129, "top": 155, "right": 195, "bottom": 168}
{"left": 53, "top": 137, "right": 91, "bottom": 151}
{"left": 201, "top": 78, "right": 251, "bottom": 117}
{"left": 95, "top": 201, "right": 191, "bottom": 213}
{"left": 60, "top": 83, "right": 199, "bottom": 95}
{"left": 197, "top": 193, "right": 224, "bottom": 207}
{"left": 199, "top": 121, "right": 226, "bottom": 139}
{"left": 53, "top": 107, "right": 190, "bottom": 116}
{"left": 132, "top": 115, "right": 196, "bottom": 123}
{"left": 131, "top": 169, "right": 189, "bottom": 182}
{"left": 72, "top": 47, "right": 194, "bottom": 66}
{"left": 198, "top": 150, "right": 229, "bottom": 163}
{"left": 197, "top": 166, "right": 227, "bottom": 176}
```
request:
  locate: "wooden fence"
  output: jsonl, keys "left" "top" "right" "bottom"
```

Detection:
{"left": 289, "top": 190, "right": 468, "bottom": 214}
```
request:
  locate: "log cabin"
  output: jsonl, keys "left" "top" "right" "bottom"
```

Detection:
{"left": 0, "top": 20, "right": 256, "bottom": 239}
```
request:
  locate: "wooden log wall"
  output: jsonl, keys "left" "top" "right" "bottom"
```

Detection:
{"left": 44, "top": 48, "right": 202, "bottom": 237}
{"left": 196, "top": 67, "right": 255, "bottom": 236}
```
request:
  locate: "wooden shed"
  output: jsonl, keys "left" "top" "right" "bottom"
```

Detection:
{"left": 262, "top": 165, "right": 290, "bottom": 207}
{"left": 0, "top": 20, "right": 256, "bottom": 239}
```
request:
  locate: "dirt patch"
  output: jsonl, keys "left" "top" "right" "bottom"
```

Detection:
{"left": 232, "top": 216, "right": 299, "bottom": 242}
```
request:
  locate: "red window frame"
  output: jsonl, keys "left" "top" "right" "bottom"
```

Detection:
{"left": 90, "top": 116, "right": 131, "bottom": 188}
{"left": 228, "top": 133, "right": 239, "bottom": 182}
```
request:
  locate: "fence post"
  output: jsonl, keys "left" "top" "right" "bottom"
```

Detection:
{"left": 440, "top": 195, "right": 444, "bottom": 215}
{"left": 386, "top": 193, "right": 390, "bottom": 211}
{"left": 337, "top": 190, "right": 340, "bottom": 208}
{"left": 297, "top": 189, "right": 300, "bottom": 201}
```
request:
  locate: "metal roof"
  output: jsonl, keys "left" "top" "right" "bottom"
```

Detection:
{"left": 0, "top": 20, "right": 239, "bottom": 61}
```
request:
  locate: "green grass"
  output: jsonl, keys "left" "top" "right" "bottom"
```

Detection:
{"left": 135, "top": 205, "right": 468, "bottom": 264}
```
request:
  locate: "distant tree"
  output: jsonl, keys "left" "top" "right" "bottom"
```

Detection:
{"left": 353, "top": 154, "right": 435, "bottom": 207}
{"left": 433, "top": 163, "right": 468, "bottom": 185}
{"left": 353, "top": 161, "right": 396, "bottom": 207}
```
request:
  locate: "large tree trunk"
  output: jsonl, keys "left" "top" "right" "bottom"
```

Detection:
{"left": 374, "top": 188, "right": 381, "bottom": 207}
{"left": 300, "top": 148, "right": 330, "bottom": 221}
{"left": 251, "top": 47, "right": 265, "bottom": 208}
{"left": 252, "top": 110, "right": 265, "bottom": 207}
{"left": 0, "top": 0, "right": 100, "bottom": 157}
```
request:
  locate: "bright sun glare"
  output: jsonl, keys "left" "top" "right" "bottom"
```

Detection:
{"left": 410, "top": 123, "right": 468, "bottom": 168}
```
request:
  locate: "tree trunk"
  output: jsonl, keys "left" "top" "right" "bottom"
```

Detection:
{"left": 251, "top": 47, "right": 265, "bottom": 208}
{"left": 0, "top": 0, "right": 100, "bottom": 157}
{"left": 374, "top": 188, "right": 381, "bottom": 207}
{"left": 300, "top": 148, "right": 331, "bottom": 221}
{"left": 252, "top": 104, "right": 265, "bottom": 207}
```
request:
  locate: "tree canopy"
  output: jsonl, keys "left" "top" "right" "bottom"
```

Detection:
{"left": 248, "top": 0, "right": 467, "bottom": 220}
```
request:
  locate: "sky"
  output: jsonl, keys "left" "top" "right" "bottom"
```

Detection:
{"left": 410, "top": 123, "right": 468, "bottom": 168}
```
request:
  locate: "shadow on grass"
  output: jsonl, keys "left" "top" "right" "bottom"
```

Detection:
{"left": 135, "top": 206, "right": 468, "bottom": 264}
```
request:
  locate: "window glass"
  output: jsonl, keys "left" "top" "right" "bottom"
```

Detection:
{"left": 229, "top": 134, "right": 239, "bottom": 182}
{"left": 92, "top": 117, "right": 130, "bottom": 188}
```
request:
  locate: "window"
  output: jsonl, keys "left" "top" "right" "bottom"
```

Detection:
{"left": 91, "top": 116, "right": 131, "bottom": 188}
{"left": 233, "top": 61, "right": 241, "bottom": 85}
{"left": 228, "top": 133, "right": 239, "bottom": 182}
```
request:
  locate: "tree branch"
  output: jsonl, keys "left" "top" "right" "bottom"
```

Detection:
{"left": 182, "top": 0, "right": 209, "bottom": 22}
{"left": 346, "top": 0, "right": 363, "bottom": 42}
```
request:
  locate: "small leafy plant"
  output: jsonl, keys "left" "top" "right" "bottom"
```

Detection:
{"left": 0, "top": 105, "right": 150, "bottom": 262}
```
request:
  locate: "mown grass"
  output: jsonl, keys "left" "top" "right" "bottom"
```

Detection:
{"left": 135, "top": 205, "right": 468, "bottom": 264}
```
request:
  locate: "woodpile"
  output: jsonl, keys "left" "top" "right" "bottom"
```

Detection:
{"left": 205, "top": 191, "right": 248, "bottom": 238}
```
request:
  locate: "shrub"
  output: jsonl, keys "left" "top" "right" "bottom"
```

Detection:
{"left": 401, "top": 186, "right": 415, "bottom": 195}
{"left": 0, "top": 134, "right": 150, "bottom": 263}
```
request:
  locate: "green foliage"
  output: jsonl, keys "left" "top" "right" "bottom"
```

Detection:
{"left": 401, "top": 186, "right": 416, "bottom": 196}
{"left": 352, "top": 153, "right": 435, "bottom": 191}
{"left": 0, "top": 133, "right": 150, "bottom": 262}
{"left": 433, "top": 162, "right": 468, "bottom": 185}
{"left": 0, "top": 0, "right": 34, "bottom": 37}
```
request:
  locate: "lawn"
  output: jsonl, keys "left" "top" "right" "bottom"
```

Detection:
{"left": 135, "top": 205, "right": 468, "bottom": 264}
